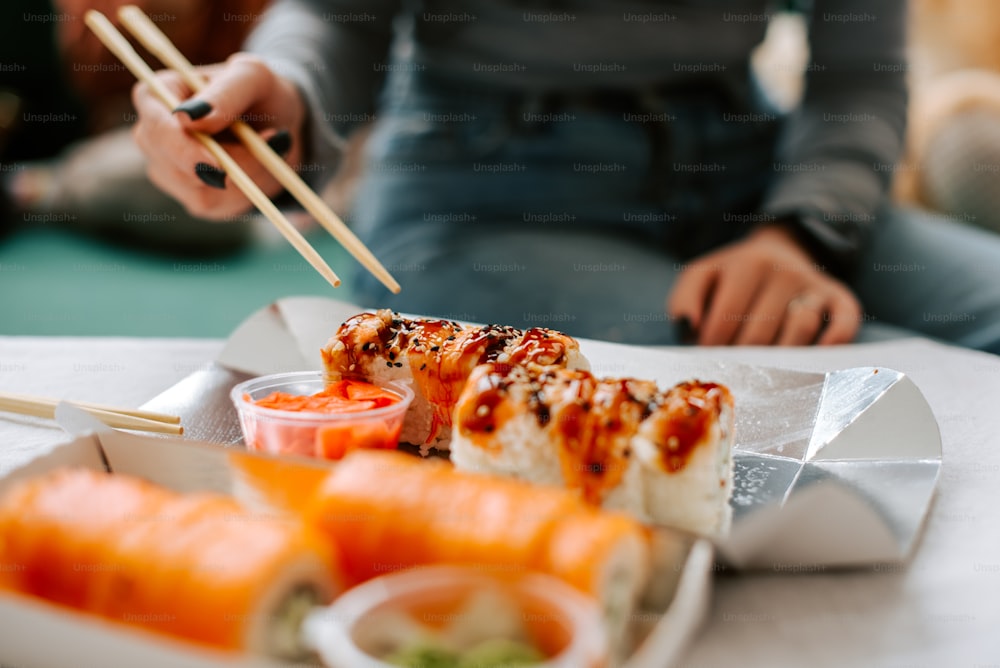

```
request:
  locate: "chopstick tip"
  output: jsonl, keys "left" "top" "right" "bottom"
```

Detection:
{"left": 83, "top": 8, "right": 104, "bottom": 26}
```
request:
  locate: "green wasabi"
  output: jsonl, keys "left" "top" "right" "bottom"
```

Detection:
{"left": 386, "top": 642, "right": 461, "bottom": 668}
{"left": 457, "top": 638, "right": 545, "bottom": 667}
{"left": 386, "top": 638, "right": 545, "bottom": 668}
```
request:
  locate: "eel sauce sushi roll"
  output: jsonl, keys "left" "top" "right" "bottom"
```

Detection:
{"left": 450, "top": 363, "right": 736, "bottom": 537}
{"left": 321, "top": 310, "right": 589, "bottom": 450}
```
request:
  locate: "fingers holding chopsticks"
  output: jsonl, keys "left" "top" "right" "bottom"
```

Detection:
{"left": 132, "top": 67, "right": 233, "bottom": 217}
{"left": 172, "top": 54, "right": 304, "bottom": 138}
{"left": 86, "top": 9, "right": 342, "bottom": 289}
{"left": 93, "top": 6, "right": 395, "bottom": 291}
{"left": 131, "top": 54, "right": 306, "bottom": 220}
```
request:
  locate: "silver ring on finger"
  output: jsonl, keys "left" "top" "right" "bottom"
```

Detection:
{"left": 786, "top": 293, "right": 825, "bottom": 313}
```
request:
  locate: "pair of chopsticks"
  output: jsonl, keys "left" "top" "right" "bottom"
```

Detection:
{"left": 0, "top": 391, "right": 182, "bottom": 435}
{"left": 84, "top": 7, "right": 400, "bottom": 295}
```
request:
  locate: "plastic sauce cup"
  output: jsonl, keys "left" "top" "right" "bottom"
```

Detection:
{"left": 230, "top": 371, "right": 414, "bottom": 460}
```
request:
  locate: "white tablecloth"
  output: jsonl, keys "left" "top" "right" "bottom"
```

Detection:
{"left": 1, "top": 335, "right": 998, "bottom": 667}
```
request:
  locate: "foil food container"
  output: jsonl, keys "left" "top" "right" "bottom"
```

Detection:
{"left": 144, "top": 296, "right": 940, "bottom": 569}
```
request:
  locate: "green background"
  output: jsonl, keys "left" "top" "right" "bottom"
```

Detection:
{"left": 0, "top": 225, "right": 354, "bottom": 337}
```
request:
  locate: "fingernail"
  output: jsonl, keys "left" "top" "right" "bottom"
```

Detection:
{"left": 266, "top": 129, "right": 292, "bottom": 157}
{"left": 173, "top": 99, "right": 212, "bottom": 120}
{"left": 194, "top": 163, "right": 226, "bottom": 189}
{"left": 676, "top": 316, "right": 697, "bottom": 344}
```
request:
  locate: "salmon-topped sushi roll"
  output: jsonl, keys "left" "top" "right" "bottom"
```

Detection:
{"left": 0, "top": 468, "right": 341, "bottom": 659}
{"left": 305, "top": 450, "right": 649, "bottom": 634}
{"left": 451, "top": 363, "right": 736, "bottom": 537}
{"left": 321, "top": 310, "right": 589, "bottom": 450}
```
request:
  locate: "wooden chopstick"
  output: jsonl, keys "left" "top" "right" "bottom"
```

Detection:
{"left": 0, "top": 391, "right": 179, "bottom": 424}
{"left": 116, "top": 6, "right": 402, "bottom": 295}
{"left": 0, "top": 392, "right": 183, "bottom": 435}
{"left": 83, "top": 10, "right": 342, "bottom": 291}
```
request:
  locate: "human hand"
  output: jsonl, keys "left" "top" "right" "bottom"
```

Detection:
{"left": 667, "top": 224, "right": 862, "bottom": 346}
{"left": 131, "top": 54, "right": 306, "bottom": 220}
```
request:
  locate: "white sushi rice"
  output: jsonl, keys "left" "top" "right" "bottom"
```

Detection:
{"left": 356, "top": 353, "right": 442, "bottom": 450}
{"left": 449, "top": 410, "right": 647, "bottom": 518}
{"left": 633, "top": 400, "right": 735, "bottom": 536}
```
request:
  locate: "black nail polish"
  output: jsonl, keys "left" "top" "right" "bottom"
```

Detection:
{"left": 266, "top": 129, "right": 292, "bottom": 157}
{"left": 194, "top": 163, "right": 226, "bottom": 189}
{"left": 676, "top": 316, "right": 696, "bottom": 344}
{"left": 173, "top": 99, "right": 213, "bottom": 120}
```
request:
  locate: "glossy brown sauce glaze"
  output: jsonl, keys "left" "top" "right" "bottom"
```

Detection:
{"left": 322, "top": 310, "right": 581, "bottom": 443}
{"left": 456, "top": 364, "right": 732, "bottom": 504}
{"left": 648, "top": 381, "right": 728, "bottom": 473}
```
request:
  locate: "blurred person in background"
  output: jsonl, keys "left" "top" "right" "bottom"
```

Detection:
{"left": 894, "top": 0, "right": 1000, "bottom": 236}
{"left": 0, "top": 0, "right": 271, "bottom": 254}
{"left": 131, "top": 0, "right": 1000, "bottom": 352}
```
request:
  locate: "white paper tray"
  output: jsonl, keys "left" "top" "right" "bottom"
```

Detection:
{"left": 0, "top": 417, "right": 712, "bottom": 668}
{"left": 149, "top": 296, "right": 942, "bottom": 569}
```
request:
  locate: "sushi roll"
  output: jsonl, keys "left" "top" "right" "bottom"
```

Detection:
{"left": 540, "top": 510, "right": 652, "bottom": 657}
{"left": 305, "top": 450, "right": 650, "bottom": 632}
{"left": 0, "top": 468, "right": 341, "bottom": 659}
{"left": 450, "top": 363, "right": 736, "bottom": 537}
{"left": 321, "top": 309, "right": 589, "bottom": 450}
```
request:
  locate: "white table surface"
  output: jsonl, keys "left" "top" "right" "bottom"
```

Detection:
{"left": 1, "top": 335, "right": 998, "bottom": 667}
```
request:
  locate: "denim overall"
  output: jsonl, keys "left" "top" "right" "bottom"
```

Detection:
{"left": 348, "top": 24, "right": 1000, "bottom": 351}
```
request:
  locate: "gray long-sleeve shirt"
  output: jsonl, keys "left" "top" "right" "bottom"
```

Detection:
{"left": 246, "top": 0, "right": 908, "bottom": 270}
